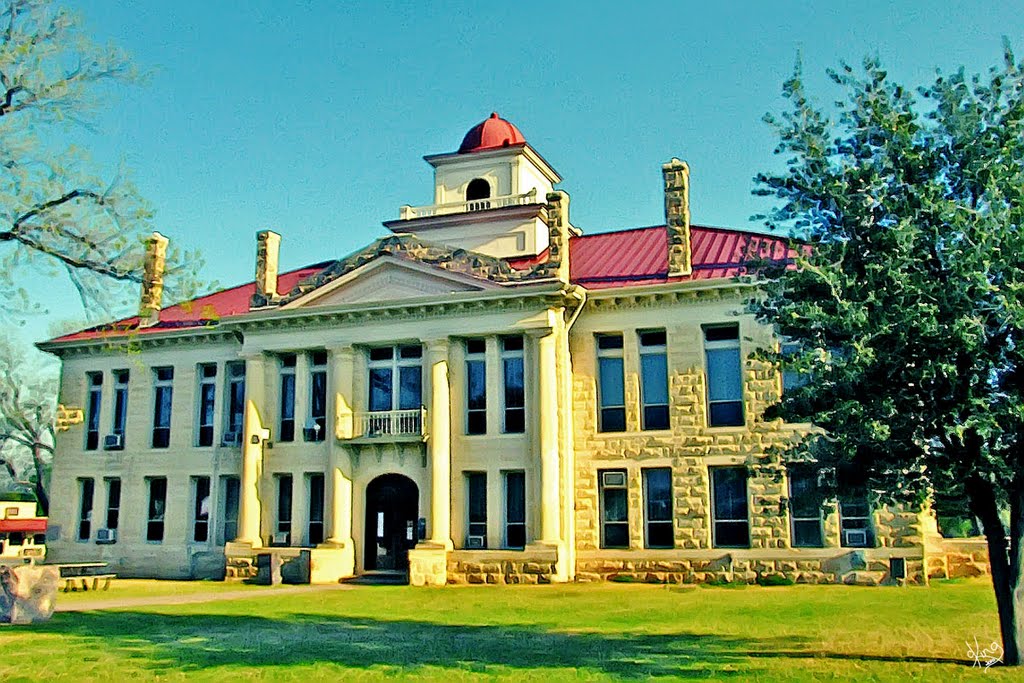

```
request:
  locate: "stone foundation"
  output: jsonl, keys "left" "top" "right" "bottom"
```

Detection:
{"left": 447, "top": 549, "right": 559, "bottom": 585}
{"left": 576, "top": 550, "right": 928, "bottom": 586}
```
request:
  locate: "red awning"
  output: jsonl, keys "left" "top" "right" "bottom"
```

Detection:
{"left": 0, "top": 518, "right": 46, "bottom": 533}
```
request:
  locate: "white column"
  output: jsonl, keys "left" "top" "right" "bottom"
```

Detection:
{"left": 330, "top": 345, "right": 356, "bottom": 440}
{"left": 236, "top": 353, "right": 269, "bottom": 546}
{"left": 425, "top": 338, "right": 453, "bottom": 548}
{"left": 532, "top": 328, "right": 561, "bottom": 543}
{"left": 325, "top": 461, "right": 353, "bottom": 546}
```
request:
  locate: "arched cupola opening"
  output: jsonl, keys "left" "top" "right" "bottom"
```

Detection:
{"left": 466, "top": 178, "right": 491, "bottom": 202}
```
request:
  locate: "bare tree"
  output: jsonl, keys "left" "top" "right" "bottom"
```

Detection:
{"left": 0, "top": 0, "right": 203, "bottom": 321}
{"left": 0, "top": 337, "right": 56, "bottom": 513}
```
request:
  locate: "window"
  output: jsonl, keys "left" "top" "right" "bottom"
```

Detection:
{"left": 711, "top": 466, "right": 750, "bottom": 547}
{"left": 639, "top": 330, "right": 670, "bottom": 430}
{"left": 704, "top": 325, "right": 744, "bottom": 427}
{"left": 307, "top": 473, "right": 325, "bottom": 545}
{"left": 85, "top": 372, "right": 102, "bottom": 450}
{"left": 191, "top": 476, "right": 211, "bottom": 543}
{"left": 224, "top": 361, "right": 246, "bottom": 443}
{"left": 112, "top": 369, "right": 129, "bottom": 437}
{"left": 643, "top": 468, "right": 673, "bottom": 548}
{"left": 104, "top": 478, "right": 121, "bottom": 532}
{"left": 196, "top": 364, "right": 217, "bottom": 446}
{"left": 219, "top": 476, "right": 240, "bottom": 544}
{"left": 278, "top": 354, "right": 296, "bottom": 442}
{"left": 781, "top": 343, "right": 809, "bottom": 394}
{"left": 466, "top": 472, "right": 487, "bottom": 548}
{"left": 146, "top": 477, "right": 167, "bottom": 542}
{"left": 504, "top": 470, "right": 526, "bottom": 548}
{"left": 275, "top": 474, "right": 293, "bottom": 545}
{"left": 368, "top": 345, "right": 423, "bottom": 412}
{"left": 77, "top": 478, "right": 94, "bottom": 541}
{"left": 465, "top": 339, "right": 487, "bottom": 435}
{"left": 839, "top": 495, "right": 875, "bottom": 548}
{"left": 600, "top": 469, "right": 629, "bottom": 548}
{"left": 306, "top": 351, "right": 327, "bottom": 441}
{"left": 788, "top": 464, "right": 824, "bottom": 547}
{"left": 152, "top": 366, "right": 174, "bottom": 448}
{"left": 466, "top": 177, "right": 491, "bottom": 202}
{"left": 501, "top": 336, "right": 525, "bottom": 433}
{"left": 596, "top": 334, "right": 626, "bottom": 432}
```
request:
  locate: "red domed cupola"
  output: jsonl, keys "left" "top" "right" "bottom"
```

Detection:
{"left": 458, "top": 112, "right": 526, "bottom": 153}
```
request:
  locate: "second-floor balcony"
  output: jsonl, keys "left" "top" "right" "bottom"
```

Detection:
{"left": 399, "top": 189, "right": 538, "bottom": 220}
{"left": 348, "top": 408, "right": 426, "bottom": 442}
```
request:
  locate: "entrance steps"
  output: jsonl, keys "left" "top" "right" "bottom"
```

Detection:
{"left": 343, "top": 571, "right": 409, "bottom": 586}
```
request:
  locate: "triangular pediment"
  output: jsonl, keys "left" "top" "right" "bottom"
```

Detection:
{"left": 284, "top": 255, "right": 495, "bottom": 308}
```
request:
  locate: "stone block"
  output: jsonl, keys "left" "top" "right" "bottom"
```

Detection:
{"left": 1, "top": 564, "right": 59, "bottom": 624}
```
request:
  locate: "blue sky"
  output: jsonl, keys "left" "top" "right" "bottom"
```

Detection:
{"left": 15, "top": 0, "right": 1024, "bottom": 349}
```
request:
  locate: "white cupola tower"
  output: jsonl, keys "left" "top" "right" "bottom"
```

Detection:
{"left": 385, "top": 113, "right": 566, "bottom": 259}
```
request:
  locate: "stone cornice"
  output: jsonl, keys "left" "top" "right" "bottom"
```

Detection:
{"left": 584, "top": 278, "right": 754, "bottom": 311}
{"left": 39, "top": 327, "right": 240, "bottom": 359}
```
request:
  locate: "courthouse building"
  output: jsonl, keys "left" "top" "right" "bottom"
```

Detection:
{"left": 38, "top": 114, "right": 962, "bottom": 586}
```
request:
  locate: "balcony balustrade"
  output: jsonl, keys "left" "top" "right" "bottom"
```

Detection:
{"left": 399, "top": 189, "right": 538, "bottom": 220}
{"left": 349, "top": 408, "right": 426, "bottom": 441}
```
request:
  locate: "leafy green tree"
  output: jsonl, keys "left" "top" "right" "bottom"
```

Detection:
{"left": 751, "top": 47, "right": 1024, "bottom": 665}
{"left": 0, "top": 0, "right": 201, "bottom": 321}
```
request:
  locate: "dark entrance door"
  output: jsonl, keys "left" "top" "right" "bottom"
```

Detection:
{"left": 364, "top": 474, "right": 419, "bottom": 571}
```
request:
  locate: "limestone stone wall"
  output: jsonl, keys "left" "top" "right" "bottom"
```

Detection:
{"left": 567, "top": 294, "right": 945, "bottom": 585}
{"left": 447, "top": 550, "right": 558, "bottom": 585}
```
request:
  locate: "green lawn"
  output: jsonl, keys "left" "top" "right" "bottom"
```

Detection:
{"left": 1, "top": 579, "right": 1016, "bottom": 681}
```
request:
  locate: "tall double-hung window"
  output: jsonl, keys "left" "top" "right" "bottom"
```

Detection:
{"left": 704, "top": 325, "right": 744, "bottom": 427}
{"left": 85, "top": 372, "right": 102, "bottom": 450}
{"left": 501, "top": 336, "right": 525, "bottom": 433}
{"left": 151, "top": 367, "right": 174, "bottom": 448}
{"left": 504, "top": 470, "right": 526, "bottom": 548}
{"left": 111, "top": 369, "right": 129, "bottom": 441}
{"left": 77, "top": 478, "right": 94, "bottom": 541}
{"left": 196, "top": 364, "right": 217, "bottom": 447}
{"left": 596, "top": 334, "right": 626, "bottom": 432}
{"left": 788, "top": 464, "right": 825, "bottom": 547}
{"left": 278, "top": 354, "right": 296, "bottom": 442}
{"left": 307, "top": 351, "right": 328, "bottom": 441}
{"left": 643, "top": 468, "right": 673, "bottom": 548}
{"left": 465, "top": 339, "right": 487, "bottom": 435}
{"left": 466, "top": 472, "right": 487, "bottom": 548}
{"left": 192, "top": 476, "right": 211, "bottom": 543}
{"left": 639, "top": 330, "right": 670, "bottom": 430}
{"left": 368, "top": 345, "right": 422, "bottom": 412}
{"left": 224, "top": 361, "right": 246, "bottom": 443}
{"left": 599, "top": 469, "right": 629, "bottom": 548}
{"left": 146, "top": 477, "right": 167, "bottom": 542}
{"left": 711, "top": 466, "right": 750, "bottom": 548}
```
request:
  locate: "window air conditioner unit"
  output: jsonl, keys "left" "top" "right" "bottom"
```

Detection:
{"left": 466, "top": 535, "right": 486, "bottom": 549}
{"left": 222, "top": 432, "right": 242, "bottom": 446}
{"left": 602, "top": 471, "right": 626, "bottom": 487}
{"left": 272, "top": 532, "right": 289, "bottom": 545}
{"left": 102, "top": 434, "right": 124, "bottom": 450}
{"left": 843, "top": 529, "right": 868, "bottom": 547}
{"left": 96, "top": 528, "right": 117, "bottom": 544}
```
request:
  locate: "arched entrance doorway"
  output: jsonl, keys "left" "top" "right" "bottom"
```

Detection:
{"left": 364, "top": 474, "right": 419, "bottom": 572}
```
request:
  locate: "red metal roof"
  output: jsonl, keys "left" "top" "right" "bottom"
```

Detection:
{"left": 0, "top": 518, "right": 46, "bottom": 533}
{"left": 458, "top": 112, "right": 526, "bottom": 153}
{"left": 48, "top": 262, "right": 332, "bottom": 343}
{"left": 569, "top": 225, "right": 796, "bottom": 288}
{"left": 44, "top": 225, "right": 796, "bottom": 345}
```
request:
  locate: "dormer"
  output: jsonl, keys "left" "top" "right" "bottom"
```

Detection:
{"left": 387, "top": 113, "right": 567, "bottom": 260}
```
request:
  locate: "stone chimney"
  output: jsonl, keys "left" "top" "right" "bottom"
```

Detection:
{"left": 138, "top": 232, "right": 169, "bottom": 326}
{"left": 251, "top": 230, "right": 281, "bottom": 308}
{"left": 662, "top": 158, "right": 692, "bottom": 277}
{"left": 541, "top": 190, "right": 571, "bottom": 282}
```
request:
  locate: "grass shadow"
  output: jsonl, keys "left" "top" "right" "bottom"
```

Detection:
{"left": 25, "top": 610, "right": 810, "bottom": 678}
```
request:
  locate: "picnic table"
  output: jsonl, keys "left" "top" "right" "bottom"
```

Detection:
{"left": 49, "top": 562, "right": 116, "bottom": 592}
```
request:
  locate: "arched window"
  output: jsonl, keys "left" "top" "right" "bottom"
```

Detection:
{"left": 466, "top": 178, "right": 491, "bottom": 202}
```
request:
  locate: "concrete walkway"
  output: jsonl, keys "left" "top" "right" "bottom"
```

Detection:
{"left": 55, "top": 583, "right": 352, "bottom": 612}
